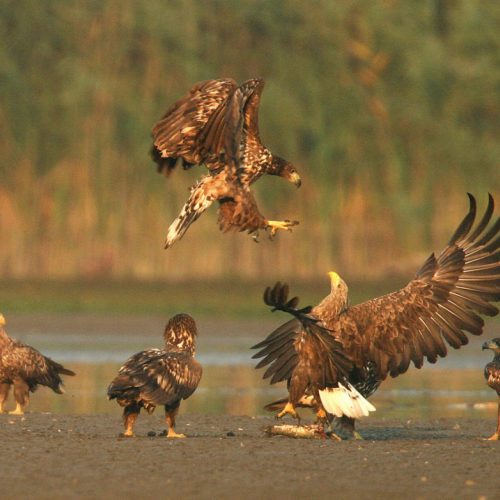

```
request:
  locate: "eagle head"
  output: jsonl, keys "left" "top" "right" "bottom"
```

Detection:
{"left": 482, "top": 338, "right": 500, "bottom": 353}
{"left": 163, "top": 313, "right": 198, "bottom": 354}
{"left": 270, "top": 156, "right": 301, "bottom": 188}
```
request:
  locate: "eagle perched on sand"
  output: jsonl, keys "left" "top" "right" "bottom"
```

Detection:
{"left": 253, "top": 194, "right": 500, "bottom": 437}
{"left": 482, "top": 338, "right": 500, "bottom": 440}
{"left": 151, "top": 78, "right": 301, "bottom": 248}
{"left": 107, "top": 313, "right": 202, "bottom": 438}
{"left": 0, "top": 314, "right": 75, "bottom": 415}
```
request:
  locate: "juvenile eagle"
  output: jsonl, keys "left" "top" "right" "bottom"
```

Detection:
{"left": 107, "top": 313, "right": 202, "bottom": 438}
{"left": 253, "top": 194, "right": 500, "bottom": 437}
{"left": 151, "top": 78, "right": 301, "bottom": 248}
{"left": 482, "top": 338, "right": 500, "bottom": 440}
{"left": 0, "top": 314, "right": 75, "bottom": 415}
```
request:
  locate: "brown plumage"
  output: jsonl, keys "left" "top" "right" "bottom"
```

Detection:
{"left": 253, "top": 194, "right": 500, "bottom": 436}
{"left": 482, "top": 338, "right": 500, "bottom": 440}
{"left": 107, "top": 313, "right": 202, "bottom": 438}
{"left": 0, "top": 314, "right": 75, "bottom": 415}
{"left": 151, "top": 78, "right": 301, "bottom": 248}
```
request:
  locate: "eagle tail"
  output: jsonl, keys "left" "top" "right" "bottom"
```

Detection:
{"left": 319, "top": 382, "right": 376, "bottom": 419}
{"left": 164, "top": 178, "right": 215, "bottom": 248}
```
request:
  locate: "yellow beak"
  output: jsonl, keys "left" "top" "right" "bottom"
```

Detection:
{"left": 289, "top": 172, "right": 302, "bottom": 188}
{"left": 327, "top": 271, "right": 341, "bottom": 288}
{"left": 0, "top": 313, "right": 5, "bottom": 326}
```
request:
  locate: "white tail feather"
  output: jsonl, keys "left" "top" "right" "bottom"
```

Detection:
{"left": 319, "top": 382, "right": 376, "bottom": 419}
{"left": 164, "top": 178, "right": 215, "bottom": 248}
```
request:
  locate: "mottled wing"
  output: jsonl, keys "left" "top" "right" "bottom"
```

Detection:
{"left": 1, "top": 343, "right": 73, "bottom": 391}
{"left": 152, "top": 79, "right": 237, "bottom": 173}
{"left": 337, "top": 194, "right": 500, "bottom": 380}
{"left": 199, "top": 78, "right": 265, "bottom": 183}
{"left": 108, "top": 349, "right": 202, "bottom": 406}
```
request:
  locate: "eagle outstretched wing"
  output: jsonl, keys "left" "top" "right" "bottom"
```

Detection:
{"left": 252, "top": 282, "right": 353, "bottom": 388}
{"left": 336, "top": 193, "right": 499, "bottom": 380}
{"left": 151, "top": 78, "right": 237, "bottom": 175}
{"left": 108, "top": 348, "right": 202, "bottom": 407}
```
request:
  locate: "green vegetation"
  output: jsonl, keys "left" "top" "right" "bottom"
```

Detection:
{"left": 1, "top": 0, "right": 499, "bottom": 281}
{"left": 0, "top": 278, "right": 405, "bottom": 316}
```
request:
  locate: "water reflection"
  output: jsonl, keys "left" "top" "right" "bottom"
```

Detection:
{"left": 4, "top": 317, "right": 499, "bottom": 422}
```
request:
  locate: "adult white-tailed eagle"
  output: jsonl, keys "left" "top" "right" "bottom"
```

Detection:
{"left": 0, "top": 314, "right": 75, "bottom": 415}
{"left": 151, "top": 78, "right": 301, "bottom": 248}
{"left": 107, "top": 313, "right": 202, "bottom": 438}
{"left": 253, "top": 194, "right": 500, "bottom": 437}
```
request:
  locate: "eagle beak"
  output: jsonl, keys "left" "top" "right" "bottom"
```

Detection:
{"left": 482, "top": 341, "right": 496, "bottom": 350}
{"left": 0, "top": 313, "right": 5, "bottom": 326}
{"left": 289, "top": 172, "right": 302, "bottom": 188}
{"left": 328, "top": 271, "right": 341, "bottom": 288}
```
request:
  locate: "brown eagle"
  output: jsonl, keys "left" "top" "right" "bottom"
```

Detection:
{"left": 482, "top": 338, "right": 500, "bottom": 440}
{"left": 151, "top": 78, "right": 301, "bottom": 248}
{"left": 253, "top": 194, "right": 500, "bottom": 437}
{"left": 0, "top": 314, "right": 75, "bottom": 415}
{"left": 107, "top": 313, "right": 202, "bottom": 438}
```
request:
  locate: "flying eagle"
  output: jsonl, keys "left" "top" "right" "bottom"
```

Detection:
{"left": 482, "top": 338, "right": 500, "bottom": 440}
{"left": 253, "top": 194, "right": 500, "bottom": 437}
{"left": 0, "top": 314, "right": 75, "bottom": 415}
{"left": 107, "top": 313, "right": 202, "bottom": 438}
{"left": 151, "top": 78, "right": 301, "bottom": 248}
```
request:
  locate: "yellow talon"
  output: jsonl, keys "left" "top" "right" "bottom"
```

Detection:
{"left": 167, "top": 429, "right": 187, "bottom": 439}
{"left": 267, "top": 220, "right": 299, "bottom": 237}
{"left": 276, "top": 402, "right": 299, "bottom": 420}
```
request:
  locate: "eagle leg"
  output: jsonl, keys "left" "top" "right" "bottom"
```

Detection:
{"left": 276, "top": 401, "right": 300, "bottom": 424}
{"left": 165, "top": 402, "right": 186, "bottom": 438}
{"left": 486, "top": 396, "right": 500, "bottom": 441}
{"left": 335, "top": 416, "right": 364, "bottom": 440}
{"left": 0, "top": 383, "right": 10, "bottom": 413}
{"left": 122, "top": 404, "right": 141, "bottom": 437}
{"left": 266, "top": 219, "right": 299, "bottom": 238}
{"left": 9, "top": 378, "right": 29, "bottom": 415}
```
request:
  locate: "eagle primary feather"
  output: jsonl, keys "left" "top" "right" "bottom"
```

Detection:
{"left": 253, "top": 194, "right": 500, "bottom": 436}
{"left": 151, "top": 78, "right": 301, "bottom": 248}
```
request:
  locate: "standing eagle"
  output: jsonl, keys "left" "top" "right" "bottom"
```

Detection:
{"left": 0, "top": 314, "right": 75, "bottom": 415}
{"left": 253, "top": 194, "right": 500, "bottom": 437}
{"left": 482, "top": 338, "right": 500, "bottom": 440}
{"left": 151, "top": 78, "right": 301, "bottom": 248}
{"left": 107, "top": 314, "right": 202, "bottom": 438}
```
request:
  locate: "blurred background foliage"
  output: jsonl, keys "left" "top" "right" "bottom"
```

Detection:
{"left": 0, "top": 0, "right": 499, "bottom": 284}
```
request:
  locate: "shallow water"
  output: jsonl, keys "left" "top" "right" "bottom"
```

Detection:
{"left": 3, "top": 315, "right": 499, "bottom": 422}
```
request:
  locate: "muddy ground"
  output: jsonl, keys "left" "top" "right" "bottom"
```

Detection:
{"left": 0, "top": 413, "right": 498, "bottom": 499}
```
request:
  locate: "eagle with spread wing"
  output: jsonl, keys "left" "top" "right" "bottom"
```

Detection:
{"left": 253, "top": 194, "right": 500, "bottom": 437}
{"left": 0, "top": 314, "right": 75, "bottom": 415}
{"left": 151, "top": 78, "right": 301, "bottom": 248}
{"left": 482, "top": 338, "right": 500, "bottom": 440}
{"left": 107, "top": 313, "right": 202, "bottom": 438}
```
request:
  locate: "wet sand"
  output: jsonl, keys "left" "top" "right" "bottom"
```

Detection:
{"left": 0, "top": 413, "right": 498, "bottom": 499}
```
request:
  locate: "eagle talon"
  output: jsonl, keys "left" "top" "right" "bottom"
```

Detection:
{"left": 266, "top": 220, "right": 299, "bottom": 238}
{"left": 276, "top": 402, "right": 300, "bottom": 423}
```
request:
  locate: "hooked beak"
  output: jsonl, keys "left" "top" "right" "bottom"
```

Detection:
{"left": 328, "top": 271, "right": 341, "bottom": 288}
{"left": 289, "top": 172, "right": 302, "bottom": 188}
{"left": 482, "top": 341, "right": 497, "bottom": 350}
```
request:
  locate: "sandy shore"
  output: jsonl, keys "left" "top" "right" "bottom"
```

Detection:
{"left": 0, "top": 413, "right": 498, "bottom": 499}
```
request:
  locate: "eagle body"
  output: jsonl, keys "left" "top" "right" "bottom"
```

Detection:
{"left": 482, "top": 338, "right": 500, "bottom": 440}
{"left": 151, "top": 78, "right": 301, "bottom": 248}
{"left": 253, "top": 194, "right": 500, "bottom": 437}
{"left": 0, "top": 315, "right": 75, "bottom": 415}
{"left": 107, "top": 313, "right": 202, "bottom": 438}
